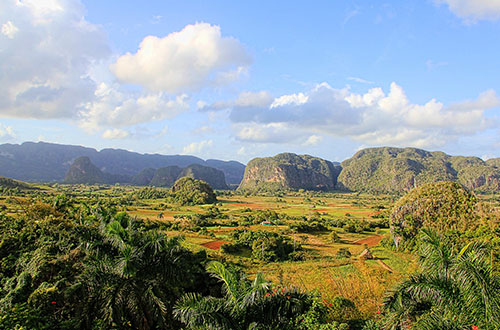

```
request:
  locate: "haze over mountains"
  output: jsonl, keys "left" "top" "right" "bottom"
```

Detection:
{"left": 0, "top": 141, "right": 499, "bottom": 193}
{"left": 0, "top": 142, "right": 245, "bottom": 186}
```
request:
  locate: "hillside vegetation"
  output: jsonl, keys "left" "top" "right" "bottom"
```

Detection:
{"left": 389, "top": 181, "right": 478, "bottom": 248}
{"left": 338, "top": 147, "right": 500, "bottom": 193}
{"left": 238, "top": 153, "right": 341, "bottom": 192}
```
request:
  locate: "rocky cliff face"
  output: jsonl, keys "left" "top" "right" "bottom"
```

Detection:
{"left": 238, "top": 153, "right": 341, "bottom": 191}
{"left": 338, "top": 147, "right": 500, "bottom": 193}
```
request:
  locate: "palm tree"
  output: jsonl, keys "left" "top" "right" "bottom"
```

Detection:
{"left": 77, "top": 214, "right": 201, "bottom": 330}
{"left": 174, "top": 261, "right": 311, "bottom": 330}
{"left": 383, "top": 229, "right": 500, "bottom": 330}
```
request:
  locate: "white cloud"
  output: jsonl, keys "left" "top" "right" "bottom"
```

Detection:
{"left": 0, "top": 123, "right": 15, "bottom": 141}
{"left": 155, "top": 125, "right": 169, "bottom": 138}
{"left": 193, "top": 125, "right": 213, "bottom": 134}
{"left": 347, "top": 76, "right": 374, "bottom": 84}
{"left": 182, "top": 140, "right": 213, "bottom": 155}
{"left": 1, "top": 21, "right": 18, "bottom": 39}
{"left": 235, "top": 122, "right": 306, "bottom": 143}
{"left": 0, "top": 0, "right": 109, "bottom": 119}
{"left": 111, "top": 23, "right": 251, "bottom": 93}
{"left": 79, "top": 83, "right": 189, "bottom": 132}
{"left": 237, "top": 146, "right": 246, "bottom": 155}
{"left": 101, "top": 128, "right": 130, "bottom": 139}
{"left": 436, "top": 0, "right": 500, "bottom": 21}
{"left": 270, "top": 92, "right": 308, "bottom": 108}
{"left": 200, "top": 91, "right": 272, "bottom": 112}
{"left": 224, "top": 82, "right": 499, "bottom": 148}
{"left": 303, "top": 135, "right": 323, "bottom": 146}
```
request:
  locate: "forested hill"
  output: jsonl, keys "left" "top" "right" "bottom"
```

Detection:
{"left": 0, "top": 141, "right": 245, "bottom": 185}
{"left": 239, "top": 148, "right": 499, "bottom": 193}
{"left": 238, "top": 153, "right": 342, "bottom": 191}
{"left": 338, "top": 147, "right": 500, "bottom": 193}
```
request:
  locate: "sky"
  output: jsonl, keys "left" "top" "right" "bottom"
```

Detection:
{"left": 0, "top": 0, "right": 499, "bottom": 163}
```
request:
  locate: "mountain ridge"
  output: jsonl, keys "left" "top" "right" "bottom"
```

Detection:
{"left": 0, "top": 141, "right": 245, "bottom": 185}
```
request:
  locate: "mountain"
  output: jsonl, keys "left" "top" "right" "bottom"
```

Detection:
{"left": 0, "top": 176, "right": 36, "bottom": 190}
{"left": 149, "top": 166, "right": 183, "bottom": 187}
{"left": 338, "top": 147, "right": 500, "bottom": 193}
{"left": 179, "top": 164, "right": 228, "bottom": 190}
{"left": 64, "top": 156, "right": 131, "bottom": 184}
{"left": 131, "top": 168, "right": 157, "bottom": 186}
{"left": 0, "top": 141, "right": 245, "bottom": 185}
{"left": 486, "top": 158, "right": 500, "bottom": 168}
{"left": 143, "top": 164, "right": 228, "bottom": 189}
{"left": 205, "top": 159, "right": 245, "bottom": 187}
{"left": 238, "top": 153, "right": 341, "bottom": 191}
{"left": 64, "top": 156, "right": 109, "bottom": 184}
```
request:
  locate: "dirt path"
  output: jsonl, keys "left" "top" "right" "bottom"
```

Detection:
{"left": 354, "top": 235, "right": 384, "bottom": 247}
{"left": 200, "top": 240, "right": 229, "bottom": 250}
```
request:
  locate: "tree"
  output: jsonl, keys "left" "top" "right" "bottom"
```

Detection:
{"left": 174, "top": 261, "right": 312, "bottom": 330}
{"left": 77, "top": 213, "right": 208, "bottom": 330}
{"left": 383, "top": 229, "right": 500, "bottom": 330}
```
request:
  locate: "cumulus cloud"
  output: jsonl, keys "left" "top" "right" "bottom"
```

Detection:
{"left": 1, "top": 3, "right": 250, "bottom": 135}
{"left": 199, "top": 91, "right": 272, "bottom": 112}
{"left": 1, "top": 21, "right": 18, "bottom": 39}
{"left": 303, "top": 135, "right": 323, "bottom": 146}
{"left": 101, "top": 128, "right": 130, "bottom": 139}
{"left": 0, "top": 123, "right": 15, "bottom": 142}
{"left": 0, "top": 0, "right": 109, "bottom": 119}
{"left": 222, "top": 82, "right": 499, "bottom": 148}
{"left": 110, "top": 23, "right": 251, "bottom": 93}
{"left": 181, "top": 140, "right": 213, "bottom": 155}
{"left": 235, "top": 122, "right": 308, "bottom": 144}
{"left": 436, "top": 0, "right": 500, "bottom": 21}
{"left": 78, "top": 83, "right": 189, "bottom": 132}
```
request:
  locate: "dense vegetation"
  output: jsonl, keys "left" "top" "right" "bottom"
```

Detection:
{"left": 390, "top": 181, "right": 478, "bottom": 249}
{"left": 238, "top": 153, "right": 341, "bottom": 192}
{"left": 0, "top": 177, "right": 499, "bottom": 329}
{"left": 339, "top": 147, "right": 500, "bottom": 193}
{"left": 171, "top": 177, "right": 217, "bottom": 205}
{"left": 0, "top": 199, "right": 210, "bottom": 329}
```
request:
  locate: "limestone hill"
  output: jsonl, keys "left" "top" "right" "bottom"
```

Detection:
{"left": 338, "top": 147, "right": 500, "bottom": 193}
{"left": 238, "top": 153, "right": 341, "bottom": 192}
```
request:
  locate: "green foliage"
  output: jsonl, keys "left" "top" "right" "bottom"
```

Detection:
{"left": 336, "top": 248, "right": 352, "bottom": 259}
{"left": 134, "top": 186, "right": 170, "bottom": 199}
{"left": 170, "top": 177, "right": 217, "bottom": 205}
{"left": 338, "top": 147, "right": 500, "bottom": 193}
{"left": 382, "top": 230, "right": 500, "bottom": 330}
{"left": 174, "top": 261, "right": 332, "bottom": 330}
{"left": 238, "top": 152, "right": 341, "bottom": 192}
{"left": 0, "top": 199, "right": 210, "bottom": 329}
{"left": 224, "top": 229, "right": 299, "bottom": 261}
{"left": 390, "top": 181, "right": 478, "bottom": 248}
{"left": 290, "top": 221, "right": 328, "bottom": 233}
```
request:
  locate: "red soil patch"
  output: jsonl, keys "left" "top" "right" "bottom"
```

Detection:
{"left": 314, "top": 208, "right": 329, "bottom": 212}
{"left": 354, "top": 235, "right": 384, "bottom": 247}
{"left": 201, "top": 240, "right": 229, "bottom": 250}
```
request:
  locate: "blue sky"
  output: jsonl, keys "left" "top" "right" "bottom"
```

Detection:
{"left": 0, "top": 0, "right": 499, "bottom": 163}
